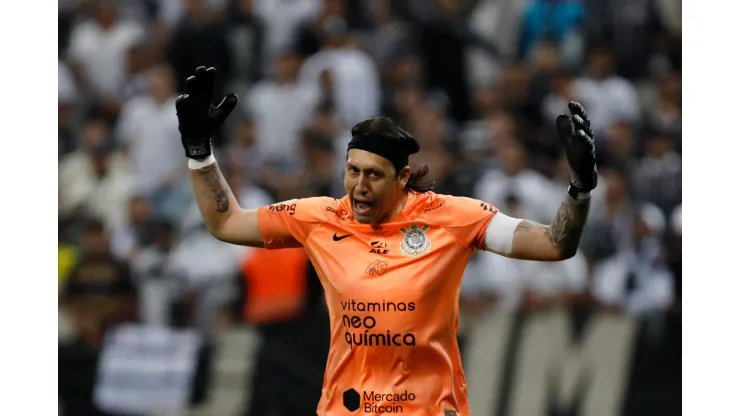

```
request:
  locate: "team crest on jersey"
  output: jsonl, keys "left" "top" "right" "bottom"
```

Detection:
{"left": 399, "top": 223, "right": 431, "bottom": 257}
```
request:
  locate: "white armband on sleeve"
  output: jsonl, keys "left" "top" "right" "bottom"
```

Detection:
{"left": 188, "top": 155, "right": 216, "bottom": 169}
{"left": 484, "top": 213, "right": 524, "bottom": 255}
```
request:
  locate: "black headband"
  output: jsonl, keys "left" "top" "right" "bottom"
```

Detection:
{"left": 347, "top": 135, "right": 411, "bottom": 172}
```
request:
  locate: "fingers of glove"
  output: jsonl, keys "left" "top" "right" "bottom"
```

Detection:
{"left": 568, "top": 101, "right": 586, "bottom": 116}
{"left": 576, "top": 129, "right": 595, "bottom": 146}
{"left": 188, "top": 66, "right": 214, "bottom": 102}
{"left": 572, "top": 114, "right": 586, "bottom": 129}
{"left": 175, "top": 94, "right": 191, "bottom": 114}
{"left": 556, "top": 115, "right": 574, "bottom": 145}
{"left": 193, "top": 67, "right": 217, "bottom": 102}
{"left": 203, "top": 67, "right": 217, "bottom": 92}
{"left": 576, "top": 129, "right": 597, "bottom": 158}
{"left": 572, "top": 114, "right": 594, "bottom": 137}
{"left": 183, "top": 76, "right": 197, "bottom": 95}
{"left": 212, "top": 93, "right": 239, "bottom": 125}
{"left": 568, "top": 101, "right": 591, "bottom": 125}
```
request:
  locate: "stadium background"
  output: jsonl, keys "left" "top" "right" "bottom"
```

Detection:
{"left": 57, "top": 0, "right": 681, "bottom": 415}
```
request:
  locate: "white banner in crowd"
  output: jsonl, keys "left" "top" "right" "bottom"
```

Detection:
{"left": 94, "top": 324, "right": 202, "bottom": 415}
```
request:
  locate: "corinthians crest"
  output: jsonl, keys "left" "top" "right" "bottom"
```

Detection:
{"left": 399, "top": 223, "right": 431, "bottom": 257}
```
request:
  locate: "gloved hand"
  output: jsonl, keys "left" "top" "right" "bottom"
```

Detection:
{"left": 175, "top": 66, "right": 239, "bottom": 159}
{"left": 556, "top": 101, "right": 597, "bottom": 198}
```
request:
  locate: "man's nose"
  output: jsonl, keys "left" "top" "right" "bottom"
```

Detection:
{"left": 356, "top": 175, "right": 371, "bottom": 193}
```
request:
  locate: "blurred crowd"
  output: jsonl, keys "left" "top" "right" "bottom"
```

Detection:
{"left": 58, "top": 0, "right": 682, "bottom": 415}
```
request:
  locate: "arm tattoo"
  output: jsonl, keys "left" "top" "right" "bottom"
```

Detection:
{"left": 196, "top": 163, "right": 230, "bottom": 213}
{"left": 514, "top": 195, "right": 590, "bottom": 258}
{"left": 549, "top": 195, "right": 591, "bottom": 257}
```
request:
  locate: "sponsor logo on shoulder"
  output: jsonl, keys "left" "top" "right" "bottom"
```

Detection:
{"left": 424, "top": 201, "right": 444, "bottom": 213}
{"left": 269, "top": 200, "right": 298, "bottom": 215}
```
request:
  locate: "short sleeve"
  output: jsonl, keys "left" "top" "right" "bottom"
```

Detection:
{"left": 434, "top": 195, "right": 498, "bottom": 250}
{"left": 257, "top": 197, "right": 332, "bottom": 249}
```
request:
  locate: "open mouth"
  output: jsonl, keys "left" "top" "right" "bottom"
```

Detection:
{"left": 353, "top": 199, "right": 374, "bottom": 216}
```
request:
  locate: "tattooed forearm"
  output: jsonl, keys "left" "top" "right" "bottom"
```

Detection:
{"left": 548, "top": 195, "right": 591, "bottom": 257}
{"left": 195, "top": 163, "right": 231, "bottom": 213}
{"left": 512, "top": 194, "right": 591, "bottom": 261}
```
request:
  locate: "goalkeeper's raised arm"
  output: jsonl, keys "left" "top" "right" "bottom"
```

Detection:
{"left": 176, "top": 66, "right": 264, "bottom": 247}
{"left": 482, "top": 102, "right": 597, "bottom": 261}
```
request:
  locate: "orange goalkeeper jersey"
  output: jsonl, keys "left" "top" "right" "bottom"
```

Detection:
{"left": 257, "top": 191, "right": 498, "bottom": 416}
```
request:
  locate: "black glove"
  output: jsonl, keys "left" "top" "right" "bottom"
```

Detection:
{"left": 175, "top": 66, "right": 239, "bottom": 159}
{"left": 556, "top": 101, "right": 597, "bottom": 198}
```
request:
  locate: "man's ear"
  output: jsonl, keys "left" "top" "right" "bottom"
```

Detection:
{"left": 398, "top": 166, "right": 412, "bottom": 188}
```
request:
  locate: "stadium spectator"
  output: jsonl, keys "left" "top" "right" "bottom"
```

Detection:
{"left": 59, "top": 118, "right": 133, "bottom": 231}
{"left": 294, "top": 0, "right": 355, "bottom": 58}
{"left": 252, "top": 0, "right": 322, "bottom": 72}
{"left": 573, "top": 45, "right": 640, "bottom": 135}
{"left": 633, "top": 129, "right": 682, "bottom": 216}
{"left": 226, "top": 0, "right": 265, "bottom": 86}
{"left": 59, "top": 61, "right": 79, "bottom": 158}
{"left": 600, "top": 119, "right": 637, "bottom": 169}
{"left": 167, "top": 0, "right": 233, "bottom": 98}
{"left": 109, "top": 196, "right": 154, "bottom": 263}
{"left": 586, "top": 0, "right": 666, "bottom": 80}
{"left": 363, "top": 0, "right": 415, "bottom": 71}
{"left": 61, "top": 219, "right": 138, "bottom": 349}
{"left": 667, "top": 203, "right": 682, "bottom": 305}
{"left": 466, "top": 0, "right": 529, "bottom": 86}
{"left": 591, "top": 202, "right": 674, "bottom": 315}
{"left": 580, "top": 167, "right": 637, "bottom": 262}
{"left": 518, "top": 0, "right": 585, "bottom": 65}
{"left": 131, "top": 219, "right": 183, "bottom": 326}
{"left": 67, "top": 0, "right": 146, "bottom": 121}
{"left": 475, "top": 137, "right": 557, "bottom": 224}
{"left": 59, "top": 222, "right": 138, "bottom": 416}
{"left": 117, "top": 41, "right": 156, "bottom": 104}
{"left": 115, "top": 64, "right": 188, "bottom": 219}
{"left": 58, "top": 217, "right": 79, "bottom": 294}
{"left": 245, "top": 49, "right": 320, "bottom": 168}
{"left": 299, "top": 15, "right": 381, "bottom": 128}
{"left": 645, "top": 72, "right": 682, "bottom": 138}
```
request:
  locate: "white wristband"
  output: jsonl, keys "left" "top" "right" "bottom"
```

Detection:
{"left": 575, "top": 191, "right": 592, "bottom": 200}
{"left": 568, "top": 185, "right": 592, "bottom": 200}
{"left": 188, "top": 155, "right": 216, "bottom": 170}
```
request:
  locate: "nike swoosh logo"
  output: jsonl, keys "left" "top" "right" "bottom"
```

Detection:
{"left": 333, "top": 233, "right": 352, "bottom": 241}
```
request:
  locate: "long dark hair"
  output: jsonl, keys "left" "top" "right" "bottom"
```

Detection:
{"left": 350, "top": 116, "right": 435, "bottom": 193}
{"left": 406, "top": 164, "right": 434, "bottom": 193}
